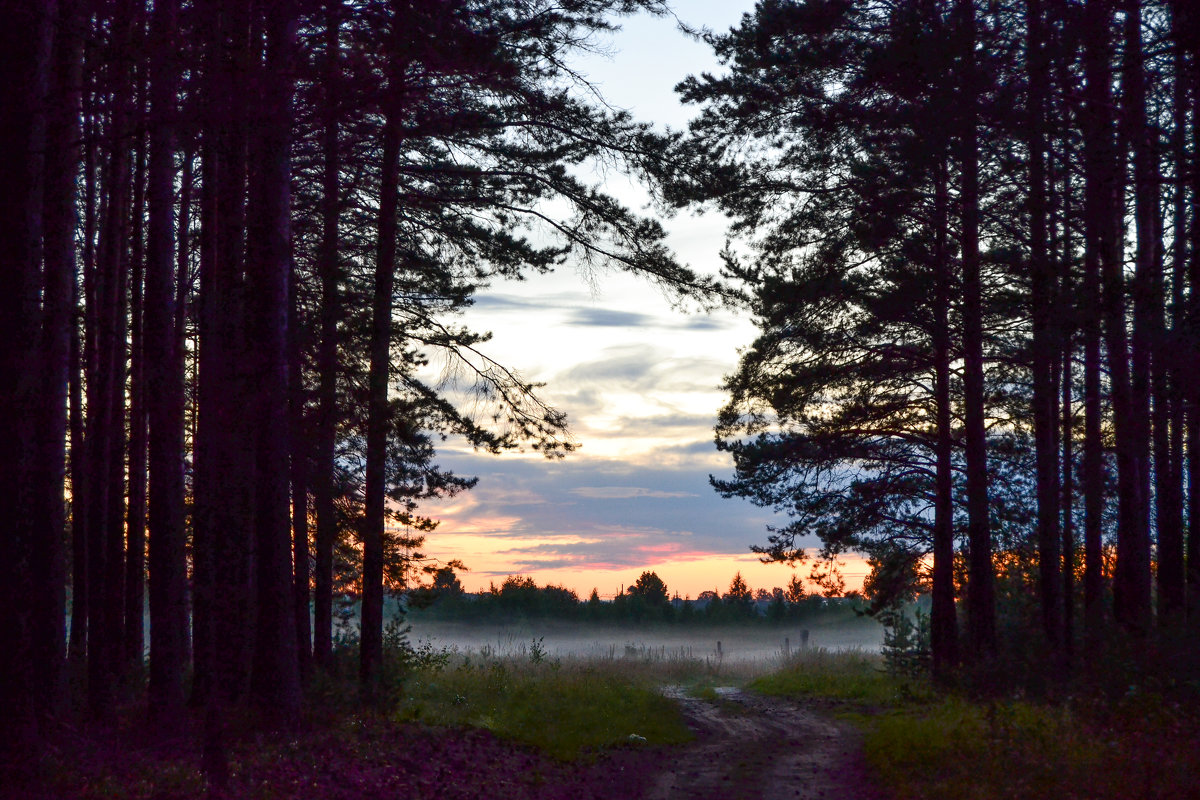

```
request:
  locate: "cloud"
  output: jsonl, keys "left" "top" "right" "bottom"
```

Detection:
{"left": 473, "top": 293, "right": 732, "bottom": 333}
{"left": 569, "top": 486, "right": 699, "bottom": 499}
{"left": 679, "top": 314, "right": 731, "bottom": 332}
{"left": 471, "top": 292, "right": 590, "bottom": 314}
{"left": 557, "top": 345, "right": 660, "bottom": 385}
{"left": 565, "top": 308, "right": 659, "bottom": 328}
{"left": 423, "top": 450, "right": 790, "bottom": 561}
{"left": 487, "top": 527, "right": 716, "bottom": 572}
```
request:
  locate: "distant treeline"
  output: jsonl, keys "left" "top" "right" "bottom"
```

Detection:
{"left": 409, "top": 570, "right": 862, "bottom": 625}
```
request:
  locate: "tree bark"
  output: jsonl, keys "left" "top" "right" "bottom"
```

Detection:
{"left": 313, "top": 0, "right": 343, "bottom": 670}
{"left": 69, "top": 48, "right": 99, "bottom": 684}
{"left": 1027, "top": 0, "right": 1064, "bottom": 661}
{"left": 289, "top": 268, "right": 312, "bottom": 681}
{"left": 361, "top": 111, "right": 403, "bottom": 695}
{"left": 126, "top": 82, "right": 148, "bottom": 678}
{"left": 1183, "top": 0, "right": 1200, "bottom": 628}
{"left": 89, "top": 5, "right": 136, "bottom": 715}
{"left": 36, "top": 0, "right": 85, "bottom": 716}
{"left": 248, "top": 0, "right": 302, "bottom": 722}
{"left": 956, "top": 0, "right": 996, "bottom": 661}
{"left": 1113, "top": 0, "right": 1153, "bottom": 634}
{"left": 931, "top": 158, "right": 958, "bottom": 678}
{"left": 193, "top": 0, "right": 254, "bottom": 707}
{"left": 0, "top": 0, "right": 55, "bottom": 748}
{"left": 1154, "top": 0, "right": 1189, "bottom": 626}
{"left": 145, "top": 0, "right": 188, "bottom": 719}
{"left": 1081, "top": 0, "right": 1123, "bottom": 648}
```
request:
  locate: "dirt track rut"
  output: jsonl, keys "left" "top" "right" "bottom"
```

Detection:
{"left": 646, "top": 687, "right": 887, "bottom": 800}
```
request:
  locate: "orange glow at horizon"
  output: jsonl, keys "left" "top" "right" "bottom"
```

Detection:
{"left": 424, "top": 530, "right": 872, "bottom": 599}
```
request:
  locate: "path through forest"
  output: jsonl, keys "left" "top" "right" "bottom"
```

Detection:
{"left": 647, "top": 686, "right": 888, "bottom": 800}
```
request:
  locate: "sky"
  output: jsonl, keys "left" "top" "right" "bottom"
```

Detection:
{"left": 418, "top": 2, "right": 872, "bottom": 600}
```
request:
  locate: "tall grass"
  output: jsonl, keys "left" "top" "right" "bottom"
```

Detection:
{"left": 397, "top": 657, "right": 692, "bottom": 759}
{"left": 389, "top": 638, "right": 844, "bottom": 759}
{"left": 748, "top": 650, "right": 1200, "bottom": 800}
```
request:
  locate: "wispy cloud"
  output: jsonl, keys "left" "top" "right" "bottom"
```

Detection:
{"left": 566, "top": 308, "right": 659, "bottom": 328}
{"left": 569, "top": 486, "right": 698, "bottom": 499}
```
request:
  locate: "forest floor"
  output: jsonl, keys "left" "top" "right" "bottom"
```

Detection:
{"left": 15, "top": 684, "right": 885, "bottom": 799}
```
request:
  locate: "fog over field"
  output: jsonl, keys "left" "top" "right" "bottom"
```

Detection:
{"left": 405, "top": 618, "right": 886, "bottom": 663}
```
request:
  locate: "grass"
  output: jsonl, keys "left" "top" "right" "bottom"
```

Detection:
{"left": 750, "top": 648, "right": 932, "bottom": 706}
{"left": 394, "top": 653, "right": 695, "bottom": 760}
{"left": 746, "top": 650, "right": 1200, "bottom": 800}
{"left": 863, "top": 693, "right": 1200, "bottom": 800}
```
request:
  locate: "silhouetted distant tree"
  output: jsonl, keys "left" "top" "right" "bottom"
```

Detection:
{"left": 628, "top": 571, "right": 670, "bottom": 606}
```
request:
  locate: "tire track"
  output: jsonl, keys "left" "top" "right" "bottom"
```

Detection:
{"left": 647, "top": 686, "right": 888, "bottom": 800}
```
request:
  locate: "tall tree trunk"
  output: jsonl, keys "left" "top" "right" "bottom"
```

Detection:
{"left": 1055, "top": 125, "right": 1078, "bottom": 665}
{"left": 1155, "top": 1, "right": 1190, "bottom": 626}
{"left": 145, "top": 0, "right": 188, "bottom": 719}
{"left": 361, "top": 112, "right": 402, "bottom": 695}
{"left": 248, "top": 0, "right": 302, "bottom": 722}
{"left": 126, "top": 91, "right": 148, "bottom": 677}
{"left": 313, "top": 0, "right": 343, "bottom": 670}
{"left": 69, "top": 64, "right": 99, "bottom": 681}
{"left": 105, "top": 177, "right": 130, "bottom": 696}
{"left": 1027, "top": 0, "right": 1064, "bottom": 662}
{"left": 0, "top": 0, "right": 55, "bottom": 748}
{"left": 1113, "top": 0, "right": 1154, "bottom": 634}
{"left": 36, "top": 0, "right": 85, "bottom": 717}
{"left": 89, "top": 5, "right": 136, "bottom": 714}
{"left": 956, "top": 0, "right": 996, "bottom": 661}
{"left": 1082, "top": 0, "right": 1123, "bottom": 649}
{"left": 1183, "top": 0, "right": 1200, "bottom": 628}
{"left": 931, "top": 158, "right": 958, "bottom": 678}
{"left": 289, "top": 268, "right": 312, "bottom": 681}
{"left": 194, "top": 0, "right": 254, "bottom": 708}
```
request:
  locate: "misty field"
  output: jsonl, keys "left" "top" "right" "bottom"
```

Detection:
{"left": 404, "top": 616, "right": 885, "bottom": 664}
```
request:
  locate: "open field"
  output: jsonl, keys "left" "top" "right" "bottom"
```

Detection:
{"left": 404, "top": 616, "right": 886, "bottom": 664}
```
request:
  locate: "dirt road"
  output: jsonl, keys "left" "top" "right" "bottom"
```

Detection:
{"left": 646, "top": 686, "right": 888, "bottom": 800}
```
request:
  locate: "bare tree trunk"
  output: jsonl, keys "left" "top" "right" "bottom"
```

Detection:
{"left": 145, "top": 0, "right": 188, "bottom": 719}
{"left": 125, "top": 82, "right": 148, "bottom": 678}
{"left": 313, "top": 0, "right": 343, "bottom": 670}
{"left": 36, "top": 0, "right": 86, "bottom": 717}
{"left": 931, "top": 158, "right": 958, "bottom": 679}
{"left": 1027, "top": 0, "right": 1064, "bottom": 663}
{"left": 1183, "top": 0, "right": 1200, "bottom": 628}
{"left": 1113, "top": 0, "right": 1153, "bottom": 634}
{"left": 69, "top": 62, "right": 99, "bottom": 682}
{"left": 1054, "top": 116, "right": 1078, "bottom": 666}
{"left": 1154, "top": 1, "right": 1190, "bottom": 626}
{"left": 194, "top": 0, "right": 254, "bottom": 708}
{"left": 956, "top": 0, "right": 996, "bottom": 662}
{"left": 1081, "top": 0, "right": 1121, "bottom": 650}
{"left": 248, "top": 0, "right": 302, "bottom": 722}
{"left": 361, "top": 111, "right": 402, "bottom": 696}
{"left": 0, "top": 0, "right": 55, "bottom": 748}
{"left": 89, "top": 5, "right": 137, "bottom": 715}
{"left": 289, "top": 268, "right": 312, "bottom": 681}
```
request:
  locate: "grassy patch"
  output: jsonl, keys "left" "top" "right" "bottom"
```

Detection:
{"left": 750, "top": 652, "right": 1200, "bottom": 800}
{"left": 749, "top": 648, "right": 931, "bottom": 706}
{"left": 863, "top": 694, "right": 1200, "bottom": 800}
{"left": 686, "top": 684, "right": 720, "bottom": 701}
{"left": 395, "top": 657, "right": 693, "bottom": 760}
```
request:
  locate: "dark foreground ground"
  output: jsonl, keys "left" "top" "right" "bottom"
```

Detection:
{"left": 6, "top": 688, "right": 885, "bottom": 800}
